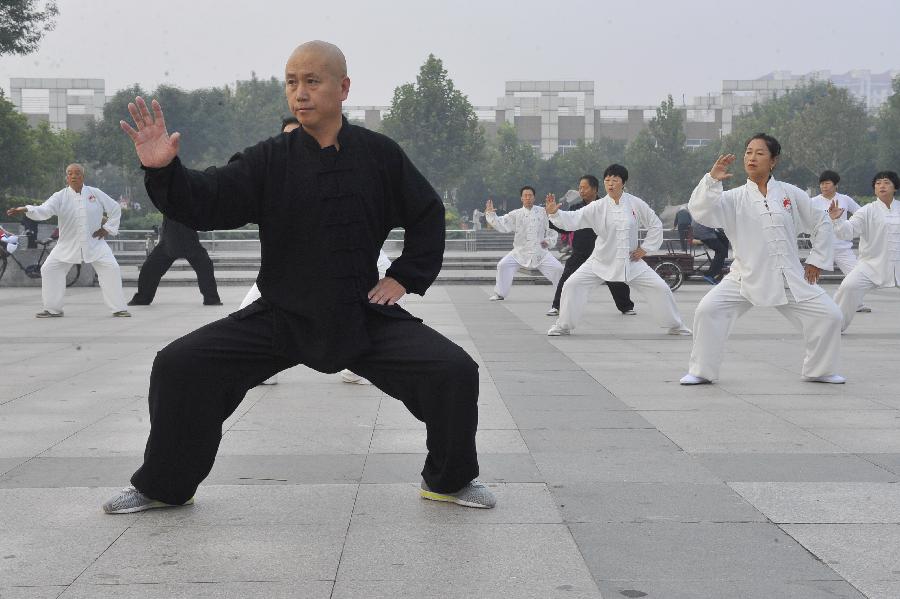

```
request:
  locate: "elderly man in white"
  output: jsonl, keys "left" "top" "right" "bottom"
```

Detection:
{"left": 811, "top": 170, "right": 869, "bottom": 313}
{"left": 7, "top": 164, "right": 129, "bottom": 318}
{"left": 829, "top": 170, "right": 900, "bottom": 331}
{"left": 544, "top": 164, "right": 691, "bottom": 337}
{"left": 485, "top": 186, "right": 562, "bottom": 306}
{"left": 680, "top": 134, "right": 844, "bottom": 386}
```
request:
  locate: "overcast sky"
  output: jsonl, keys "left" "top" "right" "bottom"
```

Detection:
{"left": 1, "top": 0, "right": 898, "bottom": 107}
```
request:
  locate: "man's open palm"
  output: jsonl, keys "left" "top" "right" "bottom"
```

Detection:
{"left": 119, "top": 97, "right": 180, "bottom": 168}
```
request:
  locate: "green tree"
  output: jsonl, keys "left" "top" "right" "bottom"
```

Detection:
{"left": 26, "top": 120, "right": 75, "bottom": 197}
{"left": 482, "top": 123, "right": 540, "bottom": 211}
{"left": 381, "top": 54, "right": 484, "bottom": 201}
{"left": 0, "top": 0, "right": 57, "bottom": 56}
{"left": 540, "top": 138, "right": 626, "bottom": 195}
{"left": 876, "top": 75, "right": 900, "bottom": 174}
{"left": 624, "top": 95, "right": 692, "bottom": 209}
{"left": 0, "top": 90, "right": 36, "bottom": 206}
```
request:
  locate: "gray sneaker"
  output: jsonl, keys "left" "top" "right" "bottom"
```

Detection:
{"left": 35, "top": 310, "right": 63, "bottom": 318}
{"left": 419, "top": 479, "right": 496, "bottom": 509}
{"left": 102, "top": 486, "right": 194, "bottom": 514}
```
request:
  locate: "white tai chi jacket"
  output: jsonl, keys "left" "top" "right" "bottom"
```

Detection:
{"left": 810, "top": 193, "right": 861, "bottom": 253}
{"left": 689, "top": 174, "right": 833, "bottom": 306}
{"left": 25, "top": 186, "right": 121, "bottom": 264}
{"left": 486, "top": 206, "right": 558, "bottom": 269}
{"left": 548, "top": 192, "right": 662, "bottom": 283}
{"left": 832, "top": 198, "right": 900, "bottom": 288}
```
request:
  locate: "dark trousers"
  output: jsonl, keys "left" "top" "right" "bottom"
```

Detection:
{"left": 552, "top": 253, "right": 634, "bottom": 312}
{"left": 702, "top": 237, "right": 728, "bottom": 278}
{"left": 131, "top": 308, "right": 480, "bottom": 504}
{"left": 131, "top": 244, "right": 220, "bottom": 304}
{"left": 678, "top": 227, "right": 691, "bottom": 253}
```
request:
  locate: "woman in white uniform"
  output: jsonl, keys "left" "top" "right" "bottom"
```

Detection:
{"left": 829, "top": 171, "right": 900, "bottom": 331}
{"left": 680, "top": 134, "right": 844, "bottom": 385}
{"left": 545, "top": 164, "right": 691, "bottom": 337}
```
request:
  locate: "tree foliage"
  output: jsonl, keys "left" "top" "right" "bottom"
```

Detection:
{"left": 876, "top": 75, "right": 900, "bottom": 174}
{"left": 381, "top": 54, "right": 484, "bottom": 200}
{"left": 0, "top": 0, "right": 58, "bottom": 56}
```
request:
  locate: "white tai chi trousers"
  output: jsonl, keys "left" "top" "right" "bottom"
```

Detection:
{"left": 494, "top": 252, "right": 563, "bottom": 298}
{"left": 833, "top": 247, "right": 858, "bottom": 274}
{"left": 688, "top": 278, "right": 842, "bottom": 381}
{"left": 41, "top": 254, "right": 127, "bottom": 314}
{"left": 557, "top": 261, "right": 685, "bottom": 332}
{"left": 833, "top": 268, "right": 887, "bottom": 332}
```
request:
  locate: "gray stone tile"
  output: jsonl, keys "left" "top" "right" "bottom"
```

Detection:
{"left": 332, "top": 579, "right": 602, "bottom": 599}
{"left": 742, "top": 394, "right": 891, "bottom": 411}
{"left": 854, "top": 580, "right": 900, "bottom": 599}
{"left": 80, "top": 524, "right": 346, "bottom": 584}
{"left": 494, "top": 379, "right": 608, "bottom": 396}
{"left": 522, "top": 429, "right": 678, "bottom": 452}
{"left": 337, "top": 522, "right": 597, "bottom": 587}
{"left": 0, "top": 527, "right": 129, "bottom": 586}
{"left": 369, "top": 429, "right": 528, "bottom": 453}
{"left": 509, "top": 408, "right": 652, "bottom": 430}
{"left": 502, "top": 393, "right": 627, "bottom": 411}
{"left": 597, "top": 579, "right": 866, "bottom": 599}
{"left": 570, "top": 522, "right": 843, "bottom": 582}
{"left": 861, "top": 454, "right": 900, "bottom": 476}
{"left": 639, "top": 411, "right": 845, "bottom": 453}
{"left": 781, "top": 524, "right": 900, "bottom": 588}
{"left": 694, "top": 453, "right": 898, "bottom": 482}
{"left": 0, "top": 487, "right": 143, "bottom": 529}
{"left": 132, "top": 484, "right": 357, "bottom": 527}
{"left": 217, "top": 427, "right": 374, "bottom": 455}
{"left": 0, "top": 587, "right": 66, "bottom": 599}
{"left": 207, "top": 454, "right": 366, "bottom": 485}
{"left": 360, "top": 453, "right": 543, "bottom": 484}
{"left": 57, "top": 581, "right": 334, "bottom": 599}
{"left": 532, "top": 451, "right": 721, "bottom": 484}
{"left": 554, "top": 482, "right": 767, "bottom": 523}
{"left": 0, "top": 458, "right": 26, "bottom": 477}
{"left": 774, "top": 410, "right": 900, "bottom": 429}
{"left": 353, "top": 482, "right": 560, "bottom": 524}
{"left": 731, "top": 482, "right": 900, "bottom": 524}
{"left": 807, "top": 428, "right": 900, "bottom": 452}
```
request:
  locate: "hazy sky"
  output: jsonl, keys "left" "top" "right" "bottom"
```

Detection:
{"left": 1, "top": 0, "right": 898, "bottom": 107}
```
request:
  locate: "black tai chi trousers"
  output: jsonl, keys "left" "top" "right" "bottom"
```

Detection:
{"left": 552, "top": 253, "right": 634, "bottom": 312}
{"left": 131, "top": 306, "right": 480, "bottom": 504}
{"left": 131, "top": 243, "right": 220, "bottom": 304}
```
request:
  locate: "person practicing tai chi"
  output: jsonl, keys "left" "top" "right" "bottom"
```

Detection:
{"left": 810, "top": 170, "right": 869, "bottom": 313}
{"left": 546, "top": 175, "right": 635, "bottom": 317}
{"left": 128, "top": 214, "right": 222, "bottom": 307}
{"left": 485, "top": 186, "right": 563, "bottom": 308}
{"left": 680, "top": 134, "right": 845, "bottom": 385}
{"left": 6, "top": 164, "right": 130, "bottom": 318}
{"left": 545, "top": 164, "right": 691, "bottom": 337}
{"left": 829, "top": 171, "right": 900, "bottom": 332}
{"left": 102, "top": 41, "right": 494, "bottom": 515}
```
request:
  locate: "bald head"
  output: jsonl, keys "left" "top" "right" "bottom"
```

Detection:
{"left": 66, "top": 163, "right": 84, "bottom": 176}
{"left": 288, "top": 41, "right": 347, "bottom": 79}
{"left": 65, "top": 163, "right": 85, "bottom": 192}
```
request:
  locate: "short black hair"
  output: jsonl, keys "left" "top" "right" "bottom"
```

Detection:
{"left": 819, "top": 170, "right": 840, "bottom": 185}
{"left": 281, "top": 116, "right": 300, "bottom": 132}
{"left": 872, "top": 170, "right": 900, "bottom": 190}
{"left": 580, "top": 175, "right": 600, "bottom": 190}
{"left": 603, "top": 164, "right": 629, "bottom": 183}
{"left": 744, "top": 133, "right": 781, "bottom": 158}
{"left": 520, "top": 185, "right": 536, "bottom": 196}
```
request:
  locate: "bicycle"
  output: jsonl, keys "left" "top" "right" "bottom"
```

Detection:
{"left": 0, "top": 235, "right": 81, "bottom": 287}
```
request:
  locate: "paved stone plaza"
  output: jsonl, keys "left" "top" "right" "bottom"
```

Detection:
{"left": 1, "top": 281, "right": 899, "bottom": 598}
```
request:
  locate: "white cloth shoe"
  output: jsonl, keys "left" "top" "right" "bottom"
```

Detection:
{"left": 545, "top": 307, "right": 559, "bottom": 316}
{"left": 547, "top": 324, "right": 571, "bottom": 336}
{"left": 668, "top": 326, "right": 693, "bottom": 336}
{"left": 340, "top": 369, "right": 372, "bottom": 385}
{"left": 856, "top": 305, "right": 872, "bottom": 313}
{"left": 803, "top": 374, "right": 846, "bottom": 384}
{"left": 680, "top": 374, "right": 711, "bottom": 385}
{"left": 488, "top": 294, "right": 504, "bottom": 301}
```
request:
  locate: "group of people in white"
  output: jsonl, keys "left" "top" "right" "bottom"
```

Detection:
{"left": 5, "top": 133, "right": 898, "bottom": 388}
{"left": 484, "top": 133, "right": 899, "bottom": 386}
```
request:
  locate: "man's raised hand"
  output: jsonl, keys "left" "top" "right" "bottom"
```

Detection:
{"left": 709, "top": 154, "right": 736, "bottom": 182}
{"left": 119, "top": 97, "right": 180, "bottom": 168}
{"left": 545, "top": 193, "right": 558, "bottom": 215}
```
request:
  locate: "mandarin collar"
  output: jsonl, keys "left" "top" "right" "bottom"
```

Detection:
{"left": 297, "top": 116, "right": 352, "bottom": 152}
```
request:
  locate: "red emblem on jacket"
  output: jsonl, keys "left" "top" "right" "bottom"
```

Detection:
{"left": 88, "top": 194, "right": 97, "bottom": 203}
{"left": 782, "top": 198, "right": 791, "bottom": 209}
